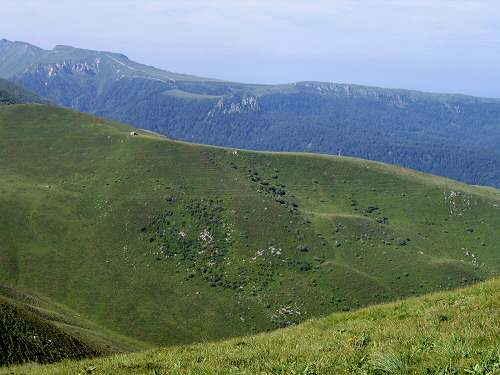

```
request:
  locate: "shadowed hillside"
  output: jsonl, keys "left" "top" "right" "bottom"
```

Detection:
{"left": 0, "top": 296, "right": 98, "bottom": 367}
{"left": 0, "top": 285, "right": 148, "bottom": 367}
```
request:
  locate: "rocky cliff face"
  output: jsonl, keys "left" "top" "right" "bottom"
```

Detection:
{"left": 28, "top": 59, "right": 101, "bottom": 84}
{"left": 207, "top": 95, "right": 261, "bottom": 117}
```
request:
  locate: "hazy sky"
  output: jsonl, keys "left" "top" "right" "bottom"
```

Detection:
{"left": 2, "top": 0, "right": 500, "bottom": 97}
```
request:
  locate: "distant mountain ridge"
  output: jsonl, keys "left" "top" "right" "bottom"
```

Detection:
{"left": 1, "top": 38, "right": 499, "bottom": 187}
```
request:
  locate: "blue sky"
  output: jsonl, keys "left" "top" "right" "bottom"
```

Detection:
{"left": 2, "top": 0, "right": 500, "bottom": 97}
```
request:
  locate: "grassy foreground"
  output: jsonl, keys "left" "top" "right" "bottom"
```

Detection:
{"left": 4, "top": 279, "right": 499, "bottom": 375}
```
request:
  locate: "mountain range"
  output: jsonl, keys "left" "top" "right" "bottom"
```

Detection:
{"left": 1, "top": 38, "right": 499, "bottom": 188}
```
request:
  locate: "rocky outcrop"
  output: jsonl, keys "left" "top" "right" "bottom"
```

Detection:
{"left": 207, "top": 95, "right": 260, "bottom": 118}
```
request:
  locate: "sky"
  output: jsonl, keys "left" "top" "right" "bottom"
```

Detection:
{"left": 2, "top": 0, "right": 500, "bottom": 97}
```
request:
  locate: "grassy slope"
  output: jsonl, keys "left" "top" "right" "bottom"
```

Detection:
{"left": 3, "top": 278, "right": 499, "bottom": 374}
{"left": 0, "top": 104, "right": 499, "bottom": 351}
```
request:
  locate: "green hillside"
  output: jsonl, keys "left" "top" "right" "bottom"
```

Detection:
{"left": 3, "top": 278, "right": 499, "bottom": 374}
{"left": 0, "top": 104, "right": 499, "bottom": 358}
